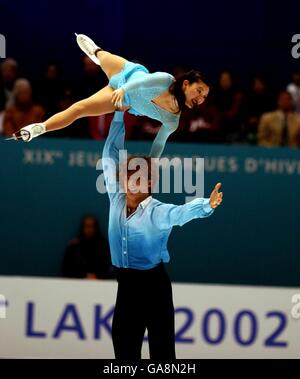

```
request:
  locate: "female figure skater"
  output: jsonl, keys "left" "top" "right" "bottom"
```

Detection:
{"left": 11, "top": 34, "right": 210, "bottom": 157}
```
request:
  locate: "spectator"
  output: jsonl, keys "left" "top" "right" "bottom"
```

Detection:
{"left": 75, "top": 56, "right": 107, "bottom": 99}
{"left": 257, "top": 90, "right": 300, "bottom": 147}
{"left": 3, "top": 78, "right": 45, "bottom": 137}
{"left": 89, "top": 111, "right": 137, "bottom": 141}
{"left": 172, "top": 65, "right": 189, "bottom": 79}
{"left": 241, "top": 75, "right": 274, "bottom": 144}
{"left": 34, "top": 61, "right": 66, "bottom": 118}
{"left": 0, "top": 58, "right": 19, "bottom": 110}
{"left": 176, "top": 97, "right": 221, "bottom": 143}
{"left": 45, "top": 87, "right": 90, "bottom": 139}
{"left": 88, "top": 113, "right": 113, "bottom": 140}
{"left": 62, "top": 215, "right": 112, "bottom": 279}
{"left": 211, "top": 70, "right": 244, "bottom": 143}
{"left": 287, "top": 72, "right": 300, "bottom": 114}
{"left": 129, "top": 115, "right": 162, "bottom": 142}
{"left": 71, "top": 56, "right": 108, "bottom": 137}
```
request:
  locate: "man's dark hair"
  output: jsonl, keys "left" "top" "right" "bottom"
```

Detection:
{"left": 117, "top": 155, "right": 158, "bottom": 195}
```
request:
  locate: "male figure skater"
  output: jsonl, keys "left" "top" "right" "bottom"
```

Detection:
{"left": 102, "top": 111, "right": 223, "bottom": 360}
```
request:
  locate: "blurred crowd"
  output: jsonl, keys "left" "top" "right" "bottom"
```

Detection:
{"left": 1, "top": 56, "right": 300, "bottom": 148}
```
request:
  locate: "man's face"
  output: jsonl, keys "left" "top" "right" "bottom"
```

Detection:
{"left": 82, "top": 217, "right": 96, "bottom": 239}
{"left": 122, "top": 172, "right": 151, "bottom": 201}
{"left": 278, "top": 92, "right": 293, "bottom": 112}
{"left": 119, "top": 157, "right": 157, "bottom": 203}
{"left": 253, "top": 78, "right": 266, "bottom": 94}
{"left": 16, "top": 86, "right": 32, "bottom": 105}
{"left": 1, "top": 62, "right": 17, "bottom": 83}
{"left": 293, "top": 73, "right": 300, "bottom": 87}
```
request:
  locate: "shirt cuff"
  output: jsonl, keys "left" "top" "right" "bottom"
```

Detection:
{"left": 202, "top": 198, "right": 214, "bottom": 214}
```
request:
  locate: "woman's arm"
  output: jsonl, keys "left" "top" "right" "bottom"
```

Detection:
{"left": 149, "top": 121, "right": 179, "bottom": 158}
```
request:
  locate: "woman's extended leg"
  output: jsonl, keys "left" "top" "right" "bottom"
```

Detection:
{"left": 95, "top": 50, "right": 127, "bottom": 80}
{"left": 76, "top": 34, "right": 127, "bottom": 80}
{"left": 15, "top": 36, "right": 132, "bottom": 140}
{"left": 44, "top": 49, "right": 130, "bottom": 132}
{"left": 44, "top": 85, "right": 118, "bottom": 132}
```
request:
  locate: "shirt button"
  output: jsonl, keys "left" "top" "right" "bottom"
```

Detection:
{"left": 123, "top": 251, "right": 127, "bottom": 255}
{"left": 123, "top": 237, "right": 126, "bottom": 240}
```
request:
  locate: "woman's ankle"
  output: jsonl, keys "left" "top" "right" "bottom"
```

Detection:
{"left": 95, "top": 48, "right": 103, "bottom": 58}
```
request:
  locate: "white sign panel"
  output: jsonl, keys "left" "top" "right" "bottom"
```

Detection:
{"left": 0, "top": 277, "right": 299, "bottom": 358}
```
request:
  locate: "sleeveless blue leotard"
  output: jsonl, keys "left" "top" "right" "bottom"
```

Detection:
{"left": 109, "top": 60, "right": 180, "bottom": 158}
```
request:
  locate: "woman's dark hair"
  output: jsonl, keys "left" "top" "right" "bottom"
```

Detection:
{"left": 169, "top": 70, "right": 209, "bottom": 112}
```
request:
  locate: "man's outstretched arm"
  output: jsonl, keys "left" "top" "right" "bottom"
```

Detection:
{"left": 153, "top": 183, "right": 223, "bottom": 229}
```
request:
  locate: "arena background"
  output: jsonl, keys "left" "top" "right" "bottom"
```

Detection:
{"left": 1, "top": 139, "right": 300, "bottom": 287}
{"left": 1, "top": 0, "right": 300, "bottom": 86}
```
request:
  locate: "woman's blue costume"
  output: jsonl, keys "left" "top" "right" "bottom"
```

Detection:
{"left": 109, "top": 60, "right": 180, "bottom": 158}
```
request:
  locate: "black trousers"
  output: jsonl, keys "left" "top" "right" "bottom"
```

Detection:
{"left": 112, "top": 262, "right": 176, "bottom": 360}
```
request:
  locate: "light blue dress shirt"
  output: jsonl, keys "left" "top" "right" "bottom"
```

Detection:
{"left": 102, "top": 112, "right": 214, "bottom": 270}
{"left": 108, "top": 60, "right": 180, "bottom": 158}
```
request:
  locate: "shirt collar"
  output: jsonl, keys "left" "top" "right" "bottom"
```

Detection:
{"left": 139, "top": 195, "right": 153, "bottom": 209}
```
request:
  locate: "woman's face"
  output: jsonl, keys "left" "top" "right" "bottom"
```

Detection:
{"left": 183, "top": 80, "right": 209, "bottom": 108}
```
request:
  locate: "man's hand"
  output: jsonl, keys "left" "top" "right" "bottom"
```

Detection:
{"left": 111, "top": 88, "right": 125, "bottom": 109}
{"left": 209, "top": 182, "right": 223, "bottom": 209}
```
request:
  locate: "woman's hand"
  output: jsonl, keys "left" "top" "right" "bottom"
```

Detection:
{"left": 209, "top": 182, "right": 223, "bottom": 209}
{"left": 111, "top": 88, "right": 125, "bottom": 109}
